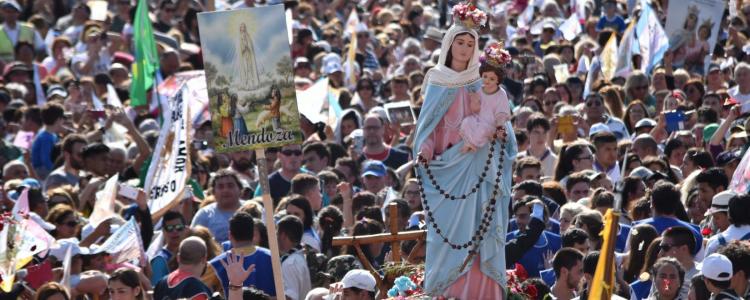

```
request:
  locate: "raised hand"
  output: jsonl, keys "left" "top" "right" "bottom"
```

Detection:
{"left": 219, "top": 250, "right": 256, "bottom": 286}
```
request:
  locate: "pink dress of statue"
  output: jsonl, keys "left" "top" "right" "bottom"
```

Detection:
{"left": 460, "top": 88, "right": 512, "bottom": 152}
{"left": 419, "top": 83, "right": 506, "bottom": 300}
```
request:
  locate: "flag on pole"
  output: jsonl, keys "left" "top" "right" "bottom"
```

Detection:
{"left": 600, "top": 33, "right": 618, "bottom": 80}
{"left": 615, "top": 21, "right": 638, "bottom": 78}
{"left": 636, "top": 0, "right": 669, "bottom": 74}
{"left": 144, "top": 84, "right": 191, "bottom": 219}
{"left": 583, "top": 56, "right": 600, "bottom": 98}
{"left": 589, "top": 209, "right": 619, "bottom": 299}
{"left": 297, "top": 77, "right": 329, "bottom": 124}
{"left": 130, "top": 0, "right": 159, "bottom": 107}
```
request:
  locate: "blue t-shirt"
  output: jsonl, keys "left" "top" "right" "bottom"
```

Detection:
{"left": 634, "top": 216, "right": 703, "bottom": 255}
{"left": 630, "top": 279, "right": 652, "bottom": 300}
{"left": 540, "top": 268, "right": 556, "bottom": 287}
{"left": 31, "top": 129, "right": 58, "bottom": 178}
{"left": 596, "top": 15, "right": 626, "bottom": 33}
{"left": 506, "top": 230, "right": 561, "bottom": 277}
{"left": 617, "top": 223, "right": 631, "bottom": 253}
{"left": 191, "top": 202, "right": 242, "bottom": 243}
{"left": 150, "top": 248, "right": 173, "bottom": 285}
{"left": 210, "top": 247, "right": 276, "bottom": 297}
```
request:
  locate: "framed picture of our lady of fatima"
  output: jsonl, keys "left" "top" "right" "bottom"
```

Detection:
{"left": 198, "top": 5, "right": 302, "bottom": 152}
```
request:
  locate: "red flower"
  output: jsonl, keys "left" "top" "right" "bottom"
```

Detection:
{"left": 702, "top": 227, "right": 712, "bottom": 236}
{"left": 514, "top": 263, "right": 529, "bottom": 281}
{"left": 525, "top": 284, "right": 538, "bottom": 298}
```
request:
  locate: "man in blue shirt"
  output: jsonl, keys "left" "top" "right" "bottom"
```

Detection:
{"left": 31, "top": 102, "right": 65, "bottom": 179}
{"left": 507, "top": 197, "right": 561, "bottom": 277}
{"left": 634, "top": 181, "right": 703, "bottom": 255}
{"left": 206, "top": 212, "right": 275, "bottom": 298}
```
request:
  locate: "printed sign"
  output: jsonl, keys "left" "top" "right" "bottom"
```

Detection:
{"left": 198, "top": 6, "right": 302, "bottom": 152}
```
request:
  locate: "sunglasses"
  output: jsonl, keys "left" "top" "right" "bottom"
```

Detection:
{"left": 62, "top": 220, "right": 78, "bottom": 227}
{"left": 586, "top": 100, "right": 602, "bottom": 107}
{"left": 164, "top": 224, "right": 185, "bottom": 232}
{"left": 281, "top": 149, "right": 302, "bottom": 156}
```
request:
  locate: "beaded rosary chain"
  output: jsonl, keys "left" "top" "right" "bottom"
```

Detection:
{"left": 416, "top": 132, "right": 507, "bottom": 253}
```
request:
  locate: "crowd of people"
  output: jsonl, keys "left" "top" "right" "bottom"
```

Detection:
{"left": 2, "top": 0, "right": 750, "bottom": 299}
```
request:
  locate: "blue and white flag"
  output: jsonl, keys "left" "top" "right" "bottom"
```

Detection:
{"left": 615, "top": 21, "right": 639, "bottom": 78}
{"left": 636, "top": 0, "right": 669, "bottom": 74}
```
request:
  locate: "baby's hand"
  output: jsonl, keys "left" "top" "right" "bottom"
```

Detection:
{"left": 461, "top": 143, "right": 476, "bottom": 153}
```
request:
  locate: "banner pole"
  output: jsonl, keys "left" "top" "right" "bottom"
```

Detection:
{"left": 255, "top": 148, "right": 286, "bottom": 300}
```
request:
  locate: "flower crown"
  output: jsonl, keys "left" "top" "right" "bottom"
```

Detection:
{"left": 452, "top": 2, "right": 487, "bottom": 30}
{"left": 480, "top": 42, "right": 512, "bottom": 68}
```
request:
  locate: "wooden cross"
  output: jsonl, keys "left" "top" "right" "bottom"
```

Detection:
{"left": 332, "top": 202, "right": 426, "bottom": 296}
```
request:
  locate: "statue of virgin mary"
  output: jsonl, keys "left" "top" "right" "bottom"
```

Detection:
{"left": 238, "top": 22, "right": 261, "bottom": 90}
{"left": 413, "top": 3, "right": 517, "bottom": 299}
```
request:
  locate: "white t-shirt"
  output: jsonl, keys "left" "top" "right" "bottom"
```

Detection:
{"left": 281, "top": 249, "right": 311, "bottom": 300}
{"left": 71, "top": 49, "right": 111, "bottom": 77}
{"left": 729, "top": 86, "right": 750, "bottom": 113}
{"left": 704, "top": 224, "right": 750, "bottom": 258}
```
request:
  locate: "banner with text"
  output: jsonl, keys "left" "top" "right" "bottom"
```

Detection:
{"left": 144, "top": 84, "right": 191, "bottom": 217}
{"left": 198, "top": 6, "right": 302, "bottom": 153}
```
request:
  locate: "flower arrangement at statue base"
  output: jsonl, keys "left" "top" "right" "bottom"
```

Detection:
{"left": 382, "top": 263, "right": 537, "bottom": 299}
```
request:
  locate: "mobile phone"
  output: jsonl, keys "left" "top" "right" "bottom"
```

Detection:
{"left": 118, "top": 184, "right": 139, "bottom": 200}
{"left": 664, "top": 110, "right": 686, "bottom": 133}
{"left": 350, "top": 129, "right": 364, "bottom": 153}
{"left": 88, "top": 110, "right": 106, "bottom": 119}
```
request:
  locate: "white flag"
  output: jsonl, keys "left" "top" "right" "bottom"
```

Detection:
{"left": 146, "top": 230, "right": 164, "bottom": 260}
{"left": 636, "top": 0, "right": 669, "bottom": 73}
{"left": 517, "top": 3, "right": 535, "bottom": 28}
{"left": 615, "top": 21, "right": 638, "bottom": 78}
{"left": 144, "top": 84, "right": 191, "bottom": 218}
{"left": 93, "top": 218, "right": 145, "bottom": 265}
{"left": 559, "top": 13, "right": 582, "bottom": 41}
{"left": 297, "top": 77, "right": 329, "bottom": 124}
{"left": 107, "top": 84, "right": 123, "bottom": 107}
{"left": 89, "top": 174, "right": 122, "bottom": 228}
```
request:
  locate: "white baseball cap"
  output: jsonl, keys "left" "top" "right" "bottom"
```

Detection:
{"left": 588, "top": 122, "right": 611, "bottom": 137}
{"left": 341, "top": 269, "right": 376, "bottom": 292}
{"left": 702, "top": 253, "right": 733, "bottom": 281}
{"left": 706, "top": 190, "right": 737, "bottom": 216}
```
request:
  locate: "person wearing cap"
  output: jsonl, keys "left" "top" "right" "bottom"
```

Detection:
{"left": 704, "top": 193, "right": 750, "bottom": 258}
{"left": 328, "top": 269, "right": 377, "bottom": 300}
{"left": 359, "top": 114, "right": 408, "bottom": 170}
{"left": 707, "top": 63, "right": 728, "bottom": 92}
{"left": 583, "top": 93, "right": 630, "bottom": 141}
{"left": 294, "top": 57, "right": 313, "bottom": 80}
{"left": 633, "top": 118, "right": 657, "bottom": 136}
{"left": 421, "top": 26, "right": 443, "bottom": 56}
{"left": 716, "top": 150, "right": 742, "bottom": 179}
{"left": 154, "top": 236, "right": 213, "bottom": 300}
{"left": 0, "top": 0, "right": 44, "bottom": 61}
{"left": 321, "top": 53, "right": 344, "bottom": 88}
{"left": 360, "top": 160, "right": 386, "bottom": 195}
{"left": 703, "top": 253, "right": 741, "bottom": 299}
{"left": 694, "top": 168, "right": 729, "bottom": 216}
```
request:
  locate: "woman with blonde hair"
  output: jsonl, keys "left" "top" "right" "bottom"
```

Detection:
{"left": 600, "top": 85, "right": 626, "bottom": 119}
{"left": 625, "top": 71, "right": 654, "bottom": 106}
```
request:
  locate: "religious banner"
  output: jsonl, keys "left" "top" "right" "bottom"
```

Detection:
{"left": 144, "top": 85, "right": 191, "bottom": 217}
{"left": 665, "top": 0, "right": 725, "bottom": 73}
{"left": 198, "top": 6, "right": 302, "bottom": 153}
